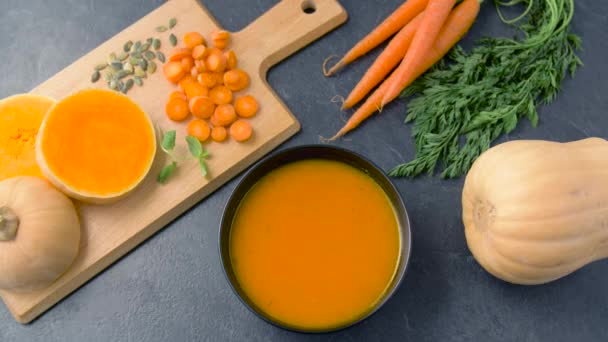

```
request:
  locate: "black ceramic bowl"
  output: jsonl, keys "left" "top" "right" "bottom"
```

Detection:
{"left": 219, "top": 145, "right": 412, "bottom": 333}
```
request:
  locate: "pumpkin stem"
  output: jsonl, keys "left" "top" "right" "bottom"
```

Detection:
{"left": 0, "top": 206, "right": 19, "bottom": 241}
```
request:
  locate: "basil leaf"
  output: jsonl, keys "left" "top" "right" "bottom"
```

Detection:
{"left": 198, "top": 158, "right": 208, "bottom": 177}
{"left": 157, "top": 161, "right": 177, "bottom": 184}
{"left": 185, "top": 135, "right": 203, "bottom": 158}
{"left": 161, "top": 130, "right": 176, "bottom": 153}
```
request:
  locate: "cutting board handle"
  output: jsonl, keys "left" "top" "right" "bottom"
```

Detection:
{"left": 237, "top": 0, "right": 347, "bottom": 74}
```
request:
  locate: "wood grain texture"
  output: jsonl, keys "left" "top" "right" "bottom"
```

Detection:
{"left": 0, "top": 0, "right": 346, "bottom": 324}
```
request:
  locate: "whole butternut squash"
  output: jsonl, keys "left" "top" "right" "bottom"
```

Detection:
{"left": 462, "top": 138, "right": 608, "bottom": 285}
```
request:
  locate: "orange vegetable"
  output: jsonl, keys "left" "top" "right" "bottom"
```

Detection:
{"left": 198, "top": 72, "right": 217, "bottom": 88}
{"left": 381, "top": 0, "right": 457, "bottom": 106}
{"left": 163, "top": 61, "right": 186, "bottom": 83}
{"left": 343, "top": 13, "right": 423, "bottom": 109}
{"left": 194, "top": 59, "right": 206, "bottom": 73}
{"left": 189, "top": 96, "right": 216, "bottom": 119}
{"left": 187, "top": 119, "right": 211, "bottom": 142}
{"left": 169, "top": 90, "right": 186, "bottom": 100}
{"left": 210, "top": 112, "right": 222, "bottom": 127}
{"left": 223, "top": 69, "right": 250, "bottom": 92}
{"left": 211, "top": 30, "right": 230, "bottom": 49}
{"left": 205, "top": 48, "right": 227, "bottom": 72}
{"left": 225, "top": 50, "right": 237, "bottom": 70}
{"left": 229, "top": 119, "right": 253, "bottom": 142}
{"left": 180, "top": 76, "right": 208, "bottom": 100}
{"left": 192, "top": 44, "right": 207, "bottom": 60}
{"left": 214, "top": 104, "right": 237, "bottom": 126}
{"left": 234, "top": 95, "right": 259, "bottom": 118}
{"left": 330, "top": 0, "right": 480, "bottom": 140}
{"left": 324, "top": 0, "right": 428, "bottom": 76}
{"left": 209, "top": 85, "right": 233, "bottom": 105}
{"left": 211, "top": 126, "right": 228, "bottom": 142}
{"left": 184, "top": 32, "right": 206, "bottom": 49}
{"left": 181, "top": 57, "right": 194, "bottom": 73}
{"left": 212, "top": 72, "right": 225, "bottom": 85}
{"left": 169, "top": 48, "right": 193, "bottom": 62}
{"left": 166, "top": 97, "right": 190, "bottom": 122}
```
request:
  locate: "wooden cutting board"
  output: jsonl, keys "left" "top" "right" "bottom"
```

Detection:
{"left": 0, "top": 0, "right": 346, "bottom": 324}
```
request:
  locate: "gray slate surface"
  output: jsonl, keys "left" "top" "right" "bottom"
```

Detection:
{"left": 1, "top": 0, "right": 607, "bottom": 341}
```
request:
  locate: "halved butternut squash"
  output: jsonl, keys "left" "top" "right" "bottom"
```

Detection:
{"left": 0, "top": 94, "right": 56, "bottom": 181}
{"left": 36, "top": 89, "right": 156, "bottom": 203}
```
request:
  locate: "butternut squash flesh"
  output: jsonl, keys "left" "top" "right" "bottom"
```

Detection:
{"left": 0, "top": 94, "right": 55, "bottom": 181}
{"left": 37, "top": 89, "right": 156, "bottom": 203}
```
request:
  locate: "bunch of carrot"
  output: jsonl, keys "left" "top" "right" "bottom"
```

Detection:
{"left": 163, "top": 30, "right": 258, "bottom": 143}
{"left": 325, "top": 0, "right": 480, "bottom": 139}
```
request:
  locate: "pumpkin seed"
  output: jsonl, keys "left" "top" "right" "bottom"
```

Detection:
{"left": 104, "top": 70, "right": 114, "bottom": 81}
{"left": 144, "top": 51, "right": 156, "bottom": 60}
{"left": 117, "top": 52, "right": 129, "bottom": 61}
{"left": 123, "top": 62, "right": 134, "bottom": 73}
{"left": 148, "top": 60, "right": 157, "bottom": 74}
{"left": 123, "top": 41, "right": 133, "bottom": 52}
{"left": 139, "top": 59, "right": 148, "bottom": 71}
{"left": 129, "top": 56, "right": 140, "bottom": 65}
{"left": 133, "top": 76, "right": 143, "bottom": 86}
{"left": 91, "top": 71, "right": 100, "bottom": 83}
{"left": 107, "top": 52, "right": 117, "bottom": 64}
{"left": 146, "top": 37, "right": 153, "bottom": 44}
{"left": 131, "top": 51, "right": 142, "bottom": 59}
{"left": 169, "top": 18, "right": 177, "bottom": 29}
{"left": 156, "top": 51, "right": 166, "bottom": 63}
{"left": 116, "top": 70, "right": 130, "bottom": 79}
{"left": 153, "top": 38, "right": 161, "bottom": 50}
{"left": 141, "top": 43, "right": 151, "bottom": 51}
{"left": 134, "top": 41, "right": 142, "bottom": 51}
{"left": 109, "top": 79, "right": 118, "bottom": 90}
{"left": 117, "top": 80, "right": 125, "bottom": 92}
{"left": 111, "top": 62, "right": 123, "bottom": 70}
{"left": 169, "top": 33, "right": 177, "bottom": 47}
{"left": 123, "top": 79, "right": 134, "bottom": 93}
{"left": 155, "top": 25, "right": 168, "bottom": 32}
{"left": 95, "top": 63, "right": 108, "bottom": 71}
{"left": 134, "top": 66, "right": 146, "bottom": 78}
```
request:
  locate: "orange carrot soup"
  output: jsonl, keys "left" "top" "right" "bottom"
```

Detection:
{"left": 229, "top": 159, "right": 401, "bottom": 331}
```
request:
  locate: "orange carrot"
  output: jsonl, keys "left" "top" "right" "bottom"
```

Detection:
{"left": 234, "top": 95, "right": 258, "bottom": 118}
{"left": 198, "top": 72, "right": 217, "bottom": 88}
{"left": 223, "top": 69, "right": 250, "bottom": 92}
{"left": 230, "top": 119, "right": 253, "bottom": 142}
{"left": 209, "top": 85, "right": 233, "bottom": 105}
{"left": 381, "top": 0, "right": 456, "bottom": 106}
{"left": 331, "top": 0, "right": 480, "bottom": 140}
{"left": 181, "top": 57, "right": 195, "bottom": 73}
{"left": 163, "top": 62, "right": 186, "bottom": 83}
{"left": 225, "top": 50, "right": 237, "bottom": 70}
{"left": 343, "top": 13, "right": 423, "bottom": 109}
{"left": 166, "top": 97, "right": 190, "bottom": 122}
{"left": 184, "top": 32, "right": 205, "bottom": 49}
{"left": 214, "top": 104, "right": 237, "bottom": 126}
{"left": 324, "top": 0, "right": 428, "bottom": 76}
{"left": 206, "top": 49, "right": 227, "bottom": 72}
{"left": 192, "top": 45, "right": 207, "bottom": 60}
{"left": 187, "top": 119, "right": 211, "bottom": 142}
{"left": 189, "top": 96, "right": 215, "bottom": 119}
{"left": 169, "top": 90, "right": 186, "bottom": 100}
{"left": 211, "top": 126, "right": 228, "bottom": 142}
{"left": 169, "top": 48, "right": 193, "bottom": 62}
{"left": 211, "top": 30, "right": 230, "bottom": 50}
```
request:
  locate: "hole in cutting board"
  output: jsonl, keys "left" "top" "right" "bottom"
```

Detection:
{"left": 301, "top": 0, "right": 316, "bottom": 14}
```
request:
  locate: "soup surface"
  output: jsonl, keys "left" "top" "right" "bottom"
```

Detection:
{"left": 229, "top": 159, "right": 401, "bottom": 330}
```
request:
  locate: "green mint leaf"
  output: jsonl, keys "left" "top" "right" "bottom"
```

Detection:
{"left": 157, "top": 161, "right": 177, "bottom": 184}
{"left": 198, "top": 157, "right": 208, "bottom": 177}
{"left": 161, "top": 130, "right": 176, "bottom": 154}
{"left": 185, "top": 135, "right": 203, "bottom": 158}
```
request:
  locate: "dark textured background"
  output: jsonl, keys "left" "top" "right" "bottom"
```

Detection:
{"left": 1, "top": 0, "right": 607, "bottom": 341}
